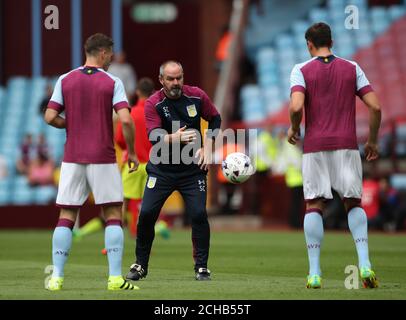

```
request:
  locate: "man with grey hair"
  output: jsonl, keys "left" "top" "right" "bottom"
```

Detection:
{"left": 126, "top": 60, "right": 222, "bottom": 281}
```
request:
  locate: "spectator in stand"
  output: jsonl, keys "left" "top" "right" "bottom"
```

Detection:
{"left": 16, "top": 134, "right": 35, "bottom": 175}
{"left": 251, "top": 125, "right": 278, "bottom": 215}
{"left": 0, "top": 154, "right": 8, "bottom": 180}
{"left": 28, "top": 152, "right": 55, "bottom": 186}
{"left": 361, "top": 172, "right": 380, "bottom": 222}
{"left": 115, "top": 77, "right": 155, "bottom": 237}
{"left": 215, "top": 25, "right": 233, "bottom": 72}
{"left": 108, "top": 51, "right": 137, "bottom": 103}
{"left": 369, "top": 176, "right": 399, "bottom": 231}
{"left": 37, "top": 133, "right": 50, "bottom": 160}
{"left": 394, "top": 192, "right": 406, "bottom": 231}
{"left": 276, "top": 129, "right": 304, "bottom": 229}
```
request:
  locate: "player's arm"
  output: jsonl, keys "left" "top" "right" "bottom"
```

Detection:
{"left": 117, "top": 108, "right": 139, "bottom": 172}
{"left": 144, "top": 99, "right": 196, "bottom": 144}
{"left": 114, "top": 120, "right": 127, "bottom": 150}
{"left": 197, "top": 90, "right": 222, "bottom": 170}
{"left": 44, "top": 108, "right": 66, "bottom": 128}
{"left": 163, "top": 126, "right": 197, "bottom": 144}
{"left": 45, "top": 76, "right": 66, "bottom": 129}
{"left": 288, "top": 64, "right": 305, "bottom": 145}
{"left": 361, "top": 91, "right": 381, "bottom": 161}
{"left": 288, "top": 91, "right": 305, "bottom": 145}
{"left": 196, "top": 119, "right": 221, "bottom": 170}
{"left": 113, "top": 78, "right": 138, "bottom": 172}
{"left": 356, "top": 63, "right": 382, "bottom": 161}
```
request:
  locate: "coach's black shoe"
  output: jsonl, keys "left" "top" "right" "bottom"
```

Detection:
{"left": 126, "top": 263, "right": 148, "bottom": 281}
{"left": 195, "top": 268, "right": 211, "bottom": 281}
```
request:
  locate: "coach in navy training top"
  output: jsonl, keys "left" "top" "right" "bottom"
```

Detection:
{"left": 126, "top": 61, "right": 221, "bottom": 282}
{"left": 145, "top": 80, "right": 221, "bottom": 175}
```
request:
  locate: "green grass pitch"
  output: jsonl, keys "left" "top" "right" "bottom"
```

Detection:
{"left": 0, "top": 229, "right": 405, "bottom": 300}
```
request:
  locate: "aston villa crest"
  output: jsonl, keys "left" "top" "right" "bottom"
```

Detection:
{"left": 147, "top": 176, "right": 157, "bottom": 189}
{"left": 186, "top": 104, "right": 197, "bottom": 117}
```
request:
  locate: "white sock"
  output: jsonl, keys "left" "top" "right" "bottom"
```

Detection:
{"left": 348, "top": 206, "right": 371, "bottom": 269}
{"left": 304, "top": 211, "right": 324, "bottom": 276}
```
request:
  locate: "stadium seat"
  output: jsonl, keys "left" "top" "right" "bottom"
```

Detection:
{"left": 327, "top": 0, "right": 346, "bottom": 10}
{"left": 34, "top": 186, "right": 57, "bottom": 205}
{"left": 0, "top": 189, "right": 10, "bottom": 205}
{"left": 11, "top": 184, "right": 35, "bottom": 205}
{"left": 243, "top": 0, "right": 406, "bottom": 127}
{"left": 391, "top": 174, "right": 406, "bottom": 190}
{"left": 0, "top": 87, "right": 5, "bottom": 118}
{"left": 275, "top": 34, "right": 295, "bottom": 50}
{"left": 292, "top": 20, "right": 309, "bottom": 36}
{"left": 240, "top": 85, "right": 265, "bottom": 122}
{"left": 309, "top": 8, "right": 328, "bottom": 23}
{"left": 388, "top": 5, "right": 406, "bottom": 21}
{"left": 7, "top": 77, "right": 28, "bottom": 90}
{"left": 14, "top": 175, "right": 30, "bottom": 188}
{"left": 370, "top": 7, "right": 390, "bottom": 35}
{"left": 0, "top": 76, "right": 66, "bottom": 205}
{"left": 354, "top": 31, "right": 373, "bottom": 48}
{"left": 395, "top": 124, "right": 406, "bottom": 157}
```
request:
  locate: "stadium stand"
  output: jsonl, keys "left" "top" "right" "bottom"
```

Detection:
{"left": 240, "top": 0, "right": 406, "bottom": 133}
{"left": 0, "top": 77, "right": 64, "bottom": 205}
{"left": 220, "top": 0, "right": 406, "bottom": 226}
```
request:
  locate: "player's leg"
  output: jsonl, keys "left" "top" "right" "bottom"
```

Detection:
{"left": 47, "top": 208, "right": 79, "bottom": 291}
{"left": 344, "top": 198, "right": 377, "bottom": 288}
{"left": 88, "top": 163, "right": 138, "bottom": 290}
{"left": 178, "top": 174, "right": 211, "bottom": 280}
{"left": 127, "top": 172, "right": 174, "bottom": 280}
{"left": 102, "top": 205, "right": 138, "bottom": 290}
{"left": 333, "top": 150, "right": 377, "bottom": 288}
{"left": 126, "top": 198, "right": 139, "bottom": 237}
{"left": 344, "top": 198, "right": 371, "bottom": 269}
{"left": 47, "top": 163, "right": 88, "bottom": 291}
{"left": 125, "top": 163, "right": 148, "bottom": 237}
{"left": 302, "top": 152, "right": 333, "bottom": 288}
{"left": 122, "top": 162, "right": 139, "bottom": 237}
{"left": 304, "top": 199, "right": 324, "bottom": 288}
{"left": 102, "top": 205, "right": 125, "bottom": 277}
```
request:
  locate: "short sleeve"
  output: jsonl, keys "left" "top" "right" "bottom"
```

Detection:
{"left": 290, "top": 64, "right": 306, "bottom": 94}
{"left": 145, "top": 99, "right": 162, "bottom": 135}
{"left": 47, "top": 76, "right": 65, "bottom": 112}
{"left": 113, "top": 78, "right": 130, "bottom": 111}
{"left": 200, "top": 89, "right": 219, "bottom": 121}
{"left": 355, "top": 63, "right": 374, "bottom": 97}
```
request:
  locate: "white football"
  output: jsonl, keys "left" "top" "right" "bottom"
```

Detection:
{"left": 221, "top": 152, "right": 255, "bottom": 184}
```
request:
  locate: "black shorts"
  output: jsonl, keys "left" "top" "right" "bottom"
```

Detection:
{"left": 141, "top": 163, "right": 208, "bottom": 217}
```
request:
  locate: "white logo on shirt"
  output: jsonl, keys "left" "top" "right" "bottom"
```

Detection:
{"left": 198, "top": 179, "right": 206, "bottom": 192}
{"left": 163, "top": 106, "right": 170, "bottom": 118}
